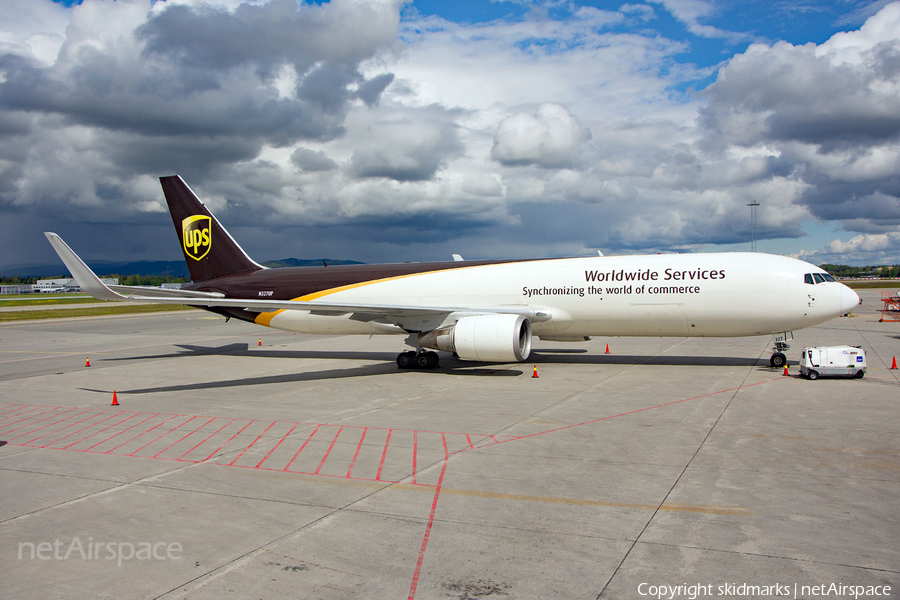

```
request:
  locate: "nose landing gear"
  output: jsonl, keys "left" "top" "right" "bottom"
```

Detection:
{"left": 770, "top": 332, "right": 792, "bottom": 368}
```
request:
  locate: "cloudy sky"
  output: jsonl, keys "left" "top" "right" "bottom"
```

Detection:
{"left": 1, "top": 0, "right": 899, "bottom": 269}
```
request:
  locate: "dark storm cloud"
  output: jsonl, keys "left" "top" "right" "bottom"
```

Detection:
{"left": 98, "top": 132, "right": 264, "bottom": 179}
{"left": 355, "top": 73, "right": 395, "bottom": 107}
{"left": 0, "top": 46, "right": 363, "bottom": 145}
{"left": 348, "top": 115, "right": 463, "bottom": 182}
{"left": 291, "top": 147, "right": 339, "bottom": 172}
{"left": 138, "top": 0, "right": 396, "bottom": 75}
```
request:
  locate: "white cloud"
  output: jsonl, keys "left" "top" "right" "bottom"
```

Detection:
{"left": 491, "top": 102, "right": 592, "bottom": 168}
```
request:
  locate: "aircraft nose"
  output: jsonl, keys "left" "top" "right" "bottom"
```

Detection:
{"left": 840, "top": 285, "right": 861, "bottom": 314}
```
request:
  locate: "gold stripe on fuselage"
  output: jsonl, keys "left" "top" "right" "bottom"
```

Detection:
{"left": 252, "top": 263, "right": 499, "bottom": 327}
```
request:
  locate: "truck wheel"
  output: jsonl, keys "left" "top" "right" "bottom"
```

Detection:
{"left": 854, "top": 370, "right": 865, "bottom": 379}
{"left": 808, "top": 370, "right": 819, "bottom": 380}
{"left": 770, "top": 353, "right": 786, "bottom": 368}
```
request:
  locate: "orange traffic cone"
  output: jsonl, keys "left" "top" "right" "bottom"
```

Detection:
{"left": 605, "top": 344, "right": 610, "bottom": 354}
{"left": 258, "top": 338, "right": 262, "bottom": 346}
{"left": 111, "top": 391, "right": 119, "bottom": 406}
{"left": 85, "top": 357, "right": 90, "bottom": 367}
{"left": 783, "top": 365, "right": 789, "bottom": 376}
{"left": 892, "top": 356, "right": 898, "bottom": 370}
{"left": 532, "top": 365, "right": 539, "bottom": 378}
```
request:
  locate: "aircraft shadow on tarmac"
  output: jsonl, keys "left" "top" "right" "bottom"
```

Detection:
{"left": 80, "top": 343, "right": 773, "bottom": 396}
{"left": 102, "top": 342, "right": 769, "bottom": 369}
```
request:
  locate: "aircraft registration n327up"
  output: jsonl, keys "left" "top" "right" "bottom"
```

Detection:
{"left": 45, "top": 176, "right": 861, "bottom": 370}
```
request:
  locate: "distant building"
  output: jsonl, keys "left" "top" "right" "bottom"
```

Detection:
{"left": 34, "top": 277, "right": 118, "bottom": 293}
{"left": 0, "top": 284, "right": 33, "bottom": 294}
{"left": 161, "top": 283, "right": 184, "bottom": 290}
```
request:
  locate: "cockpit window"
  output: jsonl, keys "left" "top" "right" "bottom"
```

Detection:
{"left": 813, "top": 273, "right": 826, "bottom": 284}
{"left": 822, "top": 273, "right": 836, "bottom": 282}
{"left": 804, "top": 274, "right": 815, "bottom": 285}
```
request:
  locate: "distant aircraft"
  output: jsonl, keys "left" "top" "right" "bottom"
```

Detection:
{"left": 45, "top": 175, "right": 861, "bottom": 369}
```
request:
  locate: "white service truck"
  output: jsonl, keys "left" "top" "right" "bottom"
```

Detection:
{"left": 799, "top": 346, "right": 866, "bottom": 380}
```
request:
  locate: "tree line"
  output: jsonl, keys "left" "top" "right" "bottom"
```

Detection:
{"left": 820, "top": 264, "right": 900, "bottom": 278}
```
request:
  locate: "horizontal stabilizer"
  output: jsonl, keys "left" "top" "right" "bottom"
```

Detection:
{"left": 44, "top": 233, "right": 126, "bottom": 302}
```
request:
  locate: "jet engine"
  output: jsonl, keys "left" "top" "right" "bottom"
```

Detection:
{"left": 417, "top": 314, "right": 532, "bottom": 362}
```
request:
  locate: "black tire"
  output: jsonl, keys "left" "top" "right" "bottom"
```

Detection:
{"left": 397, "top": 352, "right": 414, "bottom": 369}
{"left": 854, "top": 370, "right": 865, "bottom": 379}
{"left": 770, "top": 353, "right": 787, "bottom": 368}
{"left": 415, "top": 353, "right": 430, "bottom": 369}
{"left": 425, "top": 351, "right": 440, "bottom": 369}
{"left": 808, "top": 370, "right": 819, "bottom": 380}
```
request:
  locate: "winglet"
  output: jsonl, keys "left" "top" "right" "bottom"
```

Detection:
{"left": 43, "top": 232, "right": 127, "bottom": 302}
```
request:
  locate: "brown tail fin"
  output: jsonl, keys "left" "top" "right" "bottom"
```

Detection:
{"left": 160, "top": 176, "right": 263, "bottom": 282}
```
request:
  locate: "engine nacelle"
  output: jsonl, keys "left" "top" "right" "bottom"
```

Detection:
{"left": 418, "top": 314, "right": 532, "bottom": 362}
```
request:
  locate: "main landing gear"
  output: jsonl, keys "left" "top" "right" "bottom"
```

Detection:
{"left": 396, "top": 350, "right": 440, "bottom": 370}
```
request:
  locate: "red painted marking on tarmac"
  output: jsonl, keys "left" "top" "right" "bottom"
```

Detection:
{"left": 376, "top": 429, "right": 392, "bottom": 481}
{"left": 106, "top": 414, "right": 180, "bottom": 454}
{"left": 199, "top": 419, "right": 256, "bottom": 462}
{"left": 346, "top": 427, "right": 368, "bottom": 478}
{"left": 152, "top": 417, "right": 215, "bottom": 458}
{"left": 254, "top": 423, "right": 296, "bottom": 468}
{"left": 412, "top": 430, "right": 418, "bottom": 485}
{"left": 1, "top": 406, "right": 61, "bottom": 429}
{"left": 226, "top": 420, "right": 276, "bottom": 466}
{"left": 283, "top": 424, "right": 321, "bottom": 472}
{"left": 60, "top": 412, "right": 140, "bottom": 450}
{"left": 128, "top": 415, "right": 196, "bottom": 456}
{"left": 21, "top": 410, "right": 111, "bottom": 447}
{"left": 0, "top": 404, "right": 28, "bottom": 417}
{"left": 408, "top": 433, "right": 449, "bottom": 600}
{"left": 315, "top": 426, "right": 344, "bottom": 475}
{"left": 1, "top": 408, "right": 83, "bottom": 439}
{"left": 178, "top": 418, "right": 236, "bottom": 461}
{"left": 84, "top": 413, "right": 159, "bottom": 451}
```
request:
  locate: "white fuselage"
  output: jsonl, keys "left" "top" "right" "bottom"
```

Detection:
{"left": 260, "top": 253, "right": 860, "bottom": 338}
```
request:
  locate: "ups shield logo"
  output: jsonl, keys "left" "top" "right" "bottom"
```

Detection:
{"left": 182, "top": 215, "right": 212, "bottom": 261}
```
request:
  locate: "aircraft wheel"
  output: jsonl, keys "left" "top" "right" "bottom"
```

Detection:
{"left": 426, "top": 351, "right": 440, "bottom": 369}
{"left": 808, "top": 370, "right": 819, "bottom": 380}
{"left": 770, "top": 353, "right": 787, "bottom": 368}
{"left": 397, "top": 351, "right": 415, "bottom": 369}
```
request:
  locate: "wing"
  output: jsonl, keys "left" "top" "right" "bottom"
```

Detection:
{"left": 44, "top": 232, "right": 549, "bottom": 332}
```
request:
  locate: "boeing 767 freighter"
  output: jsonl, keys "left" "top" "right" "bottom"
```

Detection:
{"left": 45, "top": 176, "right": 860, "bottom": 369}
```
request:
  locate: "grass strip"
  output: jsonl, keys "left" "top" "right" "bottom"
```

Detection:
{"left": 845, "top": 281, "right": 900, "bottom": 290}
{"left": 0, "top": 297, "right": 104, "bottom": 307}
{"left": 0, "top": 304, "right": 197, "bottom": 322}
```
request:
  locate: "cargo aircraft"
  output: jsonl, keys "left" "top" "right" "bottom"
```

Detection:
{"left": 45, "top": 176, "right": 861, "bottom": 370}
